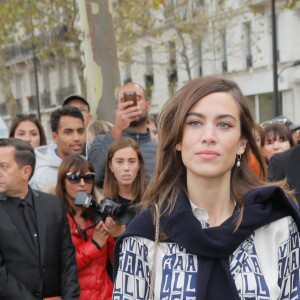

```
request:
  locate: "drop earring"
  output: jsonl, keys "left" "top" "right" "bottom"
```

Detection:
{"left": 236, "top": 154, "right": 241, "bottom": 167}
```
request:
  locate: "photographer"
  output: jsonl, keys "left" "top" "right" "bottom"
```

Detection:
{"left": 55, "top": 154, "right": 114, "bottom": 300}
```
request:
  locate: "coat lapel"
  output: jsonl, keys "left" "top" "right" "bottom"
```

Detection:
{"left": 0, "top": 197, "right": 37, "bottom": 256}
{"left": 32, "top": 190, "right": 47, "bottom": 263}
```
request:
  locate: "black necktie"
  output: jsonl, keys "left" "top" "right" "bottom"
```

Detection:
{"left": 20, "top": 200, "right": 39, "bottom": 250}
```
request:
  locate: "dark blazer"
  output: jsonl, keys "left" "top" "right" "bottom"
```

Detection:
{"left": 268, "top": 144, "right": 300, "bottom": 204}
{"left": 0, "top": 188, "right": 80, "bottom": 300}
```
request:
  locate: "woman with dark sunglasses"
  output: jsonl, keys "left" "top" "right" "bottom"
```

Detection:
{"left": 9, "top": 113, "right": 47, "bottom": 148}
{"left": 56, "top": 154, "right": 115, "bottom": 300}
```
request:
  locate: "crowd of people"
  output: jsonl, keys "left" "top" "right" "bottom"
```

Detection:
{"left": 0, "top": 77, "right": 300, "bottom": 299}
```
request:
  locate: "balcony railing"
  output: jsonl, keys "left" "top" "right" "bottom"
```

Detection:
{"left": 246, "top": 55, "right": 253, "bottom": 69}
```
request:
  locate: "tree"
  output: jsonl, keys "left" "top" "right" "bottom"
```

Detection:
{"left": 0, "top": 0, "right": 85, "bottom": 117}
{"left": 77, "top": 0, "right": 120, "bottom": 122}
{"left": 112, "top": 0, "right": 210, "bottom": 96}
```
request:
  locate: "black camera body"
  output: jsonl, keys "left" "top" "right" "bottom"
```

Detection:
{"left": 74, "top": 191, "right": 131, "bottom": 225}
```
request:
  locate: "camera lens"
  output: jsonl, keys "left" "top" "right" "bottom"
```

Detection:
{"left": 111, "top": 206, "right": 131, "bottom": 225}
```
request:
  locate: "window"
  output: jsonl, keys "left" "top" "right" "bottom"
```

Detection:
{"left": 58, "top": 60, "right": 65, "bottom": 88}
{"left": 67, "top": 60, "right": 74, "bottom": 86}
{"left": 144, "top": 46, "right": 154, "bottom": 99}
{"left": 221, "top": 32, "right": 227, "bottom": 72}
{"left": 145, "top": 46, "right": 153, "bottom": 76}
{"left": 15, "top": 74, "right": 23, "bottom": 111}
{"left": 42, "top": 66, "right": 50, "bottom": 91}
{"left": 42, "top": 66, "right": 51, "bottom": 108}
{"left": 29, "top": 70, "right": 37, "bottom": 97}
{"left": 123, "top": 60, "right": 132, "bottom": 84}
{"left": 168, "top": 41, "right": 177, "bottom": 95}
{"left": 259, "top": 93, "right": 274, "bottom": 123}
{"left": 195, "top": 41, "right": 203, "bottom": 77}
{"left": 168, "top": 41, "right": 177, "bottom": 82}
{"left": 0, "top": 102, "right": 8, "bottom": 116}
{"left": 244, "top": 22, "right": 253, "bottom": 69}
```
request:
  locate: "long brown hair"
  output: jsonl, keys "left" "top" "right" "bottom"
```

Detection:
{"left": 103, "top": 137, "right": 146, "bottom": 202}
{"left": 141, "top": 76, "right": 296, "bottom": 229}
{"left": 56, "top": 154, "right": 97, "bottom": 220}
{"left": 9, "top": 114, "right": 47, "bottom": 146}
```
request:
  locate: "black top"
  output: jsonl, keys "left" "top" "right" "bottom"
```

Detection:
{"left": 114, "top": 194, "right": 137, "bottom": 224}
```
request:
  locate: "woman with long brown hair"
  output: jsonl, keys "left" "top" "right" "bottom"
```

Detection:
{"left": 56, "top": 154, "right": 115, "bottom": 300}
{"left": 113, "top": 77, "right": 300, "bottom": 300}
{"left": 100, "top": 137, "right": 146, "bottom": 237}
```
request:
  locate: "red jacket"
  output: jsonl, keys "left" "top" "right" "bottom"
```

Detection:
{"left": 67, "top": 214, "right": 115, "bottom": 300}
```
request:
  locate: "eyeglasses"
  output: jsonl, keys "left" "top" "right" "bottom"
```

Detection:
{"left": 16, "top": 113, "right": 37, "bottom": 119}
{"left": 66, "top": 172, "right": 95, "bottom": 184}
{"left": 261, "top": 117, "right": 288, "bottom": 127}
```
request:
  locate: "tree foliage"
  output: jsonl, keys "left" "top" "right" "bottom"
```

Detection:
{"left": 0, "top": 0, "right": 85, "bottom": 116}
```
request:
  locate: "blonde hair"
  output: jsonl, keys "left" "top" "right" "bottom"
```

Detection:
{"left": 86, "top": 120, "right": 113, "bottom": 147}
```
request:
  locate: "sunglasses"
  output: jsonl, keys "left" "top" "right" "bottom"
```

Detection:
{"left": 261, "top": 117, "right": 288, "bottom": 127}
{"left": 66, "top": 172, "right": 95, "bottom": 184}
{"left": 16, "top": 113, "right": 37, "bottom": 119}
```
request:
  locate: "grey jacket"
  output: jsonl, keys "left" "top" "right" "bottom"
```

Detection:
{"left": 89, "top": 129, "right": 157, "bottom": 188}
{"left": 29, "top": 143, "right": 62, "bottom": 191}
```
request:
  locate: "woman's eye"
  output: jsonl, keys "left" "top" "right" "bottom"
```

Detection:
{"left": 189, "top": 120, "right": 201, "bottom": 127}
{"left": 218, "top": 122, "right": 230, "bottom": 129}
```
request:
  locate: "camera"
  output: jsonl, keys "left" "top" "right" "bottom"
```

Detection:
{"left": 74, "top": 191, "right": 131, "bottom": 225}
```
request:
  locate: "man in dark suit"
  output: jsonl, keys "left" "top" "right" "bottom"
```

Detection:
{"left": 269, "top": 144, "right": 300, "bottom": 204}
{"left": 0, "top": 138, "right": 80, "bottom": 299}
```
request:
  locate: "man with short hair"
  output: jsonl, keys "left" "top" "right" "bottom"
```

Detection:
{"left": 0, "top": 138, "right": 80, "bottom": 299}
{"left": 30, "top": 106, "right": 85, "bottom": 191}
{"left": 63, "top": 94, "right": 92, "bottom": 157}
{"left": 89, "top": 82, "right": 157, "bottom": 187}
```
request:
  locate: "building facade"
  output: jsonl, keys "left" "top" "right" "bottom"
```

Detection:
{"left": 1, "top": 0, "right": 300, "bottom": 138}
{"left": 118, "top": 0, "right": 300, "bottom": 124}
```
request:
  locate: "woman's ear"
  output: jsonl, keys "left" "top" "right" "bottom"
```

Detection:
{"left": 238, "top": 138, "right": 247, "bottom": 155}
{"left": 176, "top": 143, "right": 182, "bottom": 151}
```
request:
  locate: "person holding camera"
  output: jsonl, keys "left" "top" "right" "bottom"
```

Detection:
{"left": 56, "top": 154, "right": 115, "bottom": 300}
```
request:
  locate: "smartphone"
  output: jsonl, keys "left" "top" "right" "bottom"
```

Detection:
{"left": 123, "top": 91, "right": 137, "bottom": 107}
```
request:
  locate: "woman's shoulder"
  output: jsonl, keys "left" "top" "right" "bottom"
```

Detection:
{"left": 254, "top": 215, "right": 298, "bottom": 242}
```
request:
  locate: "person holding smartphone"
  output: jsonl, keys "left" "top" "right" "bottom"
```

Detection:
{"left": 89, "top": 82, "right": 157, "bottom": 188}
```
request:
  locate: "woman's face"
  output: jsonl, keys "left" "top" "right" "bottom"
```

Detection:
{"left": 262, "top": 133, "right": 291, "bottom": 161}
{"left": 177, "top": 92, "right": 246, "bottom": 182}
{"left": 14, "top": 120, "right": 41, "bottom": 148}
{"left": 147, "top": 120, "right": 158, "bottom": 141}
{"left": 109, "top": 146, "right": 140, "bottom": 187}
{"left": 64, "top": 167, "right": 94, "bottom": 205}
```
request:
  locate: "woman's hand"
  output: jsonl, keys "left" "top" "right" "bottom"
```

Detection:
{"left": 92, "top": 221, "right": 109, "bottom": 247}
{"left": 103, "top": 216, "right": 126, "bottom": 237}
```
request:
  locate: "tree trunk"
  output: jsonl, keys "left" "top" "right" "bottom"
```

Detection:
{"left": 77, "top": 0, "right": 120, "bottom": 122}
